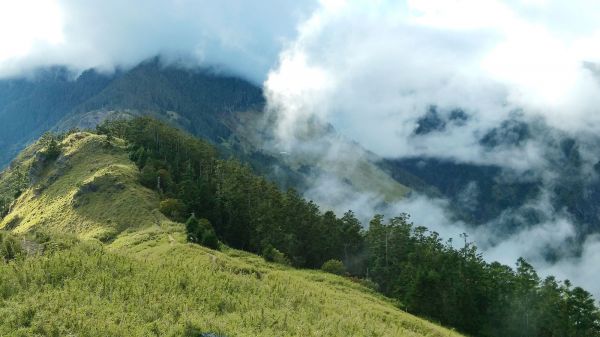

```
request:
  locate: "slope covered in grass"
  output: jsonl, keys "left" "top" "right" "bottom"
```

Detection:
{"left": 0, "top": 131, "right": 463, "bottom": 337}
{"left": 1, "top": 132, "right": 171, "bottom": 240}
{"left": 0, "top": 227, "right": 463, "bottom": 337}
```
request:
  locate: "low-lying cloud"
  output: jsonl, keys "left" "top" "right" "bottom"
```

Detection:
{"left": 3, "top": 0, "right": 600, "bottom": 298}
{"left": 265, "top": 0, "right": 600, "bottom": 162}
{"left": 0, "top": 0, "right": 318, "bottom": 83}
{"left": 264, "top": 0, "right": 600, "bottom": 298}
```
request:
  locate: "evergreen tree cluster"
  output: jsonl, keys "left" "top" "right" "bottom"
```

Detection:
{"left": 366, "top": 215, "right": 600, "bottom": 337}
{"left": 98, "top": 117, "right": 364, "bottom": 268}
{"left": 97, "top": 117, "right": 600, "bottom": 337}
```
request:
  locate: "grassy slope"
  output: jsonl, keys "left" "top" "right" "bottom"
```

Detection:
{"left": 0, "top": 134, "right": 462, "bottom": 337}
{"left": 1, "top": 132, "right": 168, "bottom": 240}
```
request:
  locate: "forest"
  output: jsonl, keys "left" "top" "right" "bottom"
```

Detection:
{"left": 6, "top": 117, "right": 596, "bottom": 337}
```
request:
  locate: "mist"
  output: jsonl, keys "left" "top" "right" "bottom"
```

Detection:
{"left": 264, "top": 0, "right": 600, "bottom": 298}
{"left": 3, "top": 0, "right": 600, "bottom": 298}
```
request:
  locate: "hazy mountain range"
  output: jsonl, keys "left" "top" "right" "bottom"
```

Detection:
{"left": 2, "top": 58, "right": 600, "bottom": 294}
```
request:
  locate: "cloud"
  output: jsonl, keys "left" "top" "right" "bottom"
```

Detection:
{"left": 265, "top": 0, "right": 600, "bottom": 163}
{"left": 543, "top": 235, "right": 600, "bottom": 298}
{"left": 264, "top": 0, "right": 600, "bottom": 298}
{"left": 0, "top": 0, "right": 318, "bottom": 83}
{"left": 3, "top": 0, "right": 600, "bottom": 298}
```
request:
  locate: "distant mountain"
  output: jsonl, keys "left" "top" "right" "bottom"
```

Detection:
{"left": 7, "top": 58, "right": 600, "bottom": 255}
{"left": 0, "top": 59, "right": 307, "bottom": 189}
{"left": 379, "top": 113, "right": 600, "bottom": 251}
{"left": 0, "top": 58, "right": 264, "bottom": 165}
{"left": 0, "top": 67, "right": 113, "bottom": 165}
{"left": 0, "top": 57, "right": 410, "bottom": 198}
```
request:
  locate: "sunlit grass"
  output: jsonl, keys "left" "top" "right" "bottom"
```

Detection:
{"left": 0, "top": 132, "right": 463, "bottom": 337}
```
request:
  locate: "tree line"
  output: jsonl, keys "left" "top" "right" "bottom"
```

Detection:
{"left": 96, "top": 117, "right": 600, "bottom": 337}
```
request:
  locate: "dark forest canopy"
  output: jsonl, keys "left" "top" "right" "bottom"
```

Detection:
{"left": 79, "top": 117, "right": 600, "bottom": 336}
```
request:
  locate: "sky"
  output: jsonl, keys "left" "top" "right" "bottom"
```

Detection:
{"left": 0, "top": 0, "right": 318, "bottom": 82}
{"left": 2, "top": 0, "right": 600, "bottom": 295}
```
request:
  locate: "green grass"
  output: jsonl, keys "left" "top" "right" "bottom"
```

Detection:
{"left": 1, "top": 132, "right": 171, "bottom": 240}
{"left": 0, "top": 133, "right": 463, "bottom": 337}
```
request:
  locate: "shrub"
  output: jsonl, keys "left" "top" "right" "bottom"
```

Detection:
{"left": 186, "top": 215, "right": 219, "bottom": 250}
{"left": 159, "top": 198, "right": 186, "bottom": 221}
{"left": 201, "top": 229, "right": 220, "bottom": 250}
{"left": 321, "top": 259, "right": 346, "bottom": 275}
{"left": 357, "top": 278, "right": 380, "bottom": 292}
{"left": 139, "top": 164, "right": 158, "bottom": 189}
{"left": 262, "top": 245, "right": 291, "bottom": 266}
{"left": 46, "top": 139, "right": 61, "bottom": 160}
{"left": 0, "top": 232, "right": 24, "bottom": 262}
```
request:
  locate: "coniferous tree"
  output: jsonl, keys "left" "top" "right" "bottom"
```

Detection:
{"left": 93, "top": 117, "right": 600, "bottom": 337}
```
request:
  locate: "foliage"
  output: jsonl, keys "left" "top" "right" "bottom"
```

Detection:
{"left": 39, "top": 132, "right": 62, "bottom": 162}
{"left": 200, "top": 229, "right": 220, "bottom": 250}
{"left": 262, "top": 245, "right": 291, "bottom": 266}
{"left": 95, "top": 117, "right": 600, "bottom": 337}
{"left": 321, "top": 259, "right": 346, "bottom": 275}
{"left": 0, "top": 232, "right": 23, "bottom": 262}
{"left": 0, "top": 229, "right": 463, "bottom": 337}
{"left": 2, "top": 116, "right": 598, "bottom": 337}
{"left": 0, "top": 162, "right": 29, "bottom": 220}
{"left": 185, "top": 215, "right": 220, "bottom": 250}
{"left": 159, "top": 198, "right": 187, "bottom": 221}
{"left": 99, "top": 117, "right": 364, "bottom": 269}
{"left": 364, "top": 214, "right": 600, "bottom": 337}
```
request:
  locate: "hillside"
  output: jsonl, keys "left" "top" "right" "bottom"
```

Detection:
{"left": 0, "top": 59, "right": 264, "bottom": 168}
{"left": 0, "top": 59, "right": 410, "bottom": 201}
{"left": 0, "top": 128, "right": 463, "bottom": 336}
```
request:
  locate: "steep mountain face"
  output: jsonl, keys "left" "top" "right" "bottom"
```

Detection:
{"left": 0, "top": 59, "right": 307, "bottom": 190}
{"left": 0, "top": 68, "right": 113, "bottom": 165}
{"left": 60, "top": 58, "right": 265, "bottom": 140}
{"left": 0, "top": 59, "right": 263, "bottom": 165}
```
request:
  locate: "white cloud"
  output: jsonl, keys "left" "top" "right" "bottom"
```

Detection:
{"left": 0, "top": 0, "right": 318, "bottom": 83}
{"left": 264, "top": 0, "right": 600, "bottom": 297}
{"left": 3, "top": 0, "right": 600, "bottom": 298}
{"left": 265, "top": 0, "right": 600, "bottom": 162}
{"left": 0, "top": 0, "right": 64, "bottom": 64}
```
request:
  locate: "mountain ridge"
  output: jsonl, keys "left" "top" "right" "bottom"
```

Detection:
{"left": 0, "top": 121, "right": 464, "bottom": 337}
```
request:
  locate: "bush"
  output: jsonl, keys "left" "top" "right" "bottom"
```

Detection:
{"left": 262, "top": 245, "right": 291, "bottom": 266}
{"left": 201, "top": 229, "right": 220, "bottom": 250}
{"left": 321, "top": 259, "right": 346, "bottom": 275}
{"left": 356, "top": 278, "right": 380, "bottom": 292}
{"left": 159, "top": 198, "right": 186, "bottom": 221}
{"left": 0, "top": 232, "right": 23, "bottom": 262}
{"left": 139, "top": 164, "right": 158, "bottom": 189}
{"left": 39, "top": 132, "right": 61, "bottom": 162}
{"left": 186, "top": 215, "right": 219, "bottom": 250}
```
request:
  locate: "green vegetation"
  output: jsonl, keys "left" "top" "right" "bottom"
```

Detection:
{"left": 321, "top": 259, "right": 346, "bottom": 276}
{"left": 366, "top": 215, "right": 600, "bottom": 336}
{"left": 1, "top": 117, "right": 599, "bottom": 337}
{"left": 0, "top": 232, "right": 23, "bottom": 262}
{"left": 185, "top": 215, "right": 220, "bottom": 250}
{"left": 0, "top": 228, "right": 463, "bottom": 337}
{"left": 96, "top": 117, "right": 366, "bottom": 270}
{"left": 0, "top": 123, "right": 463, "bottom": 337}
{"left": 97, "top": 118, "right": 600, "bottom": 337}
